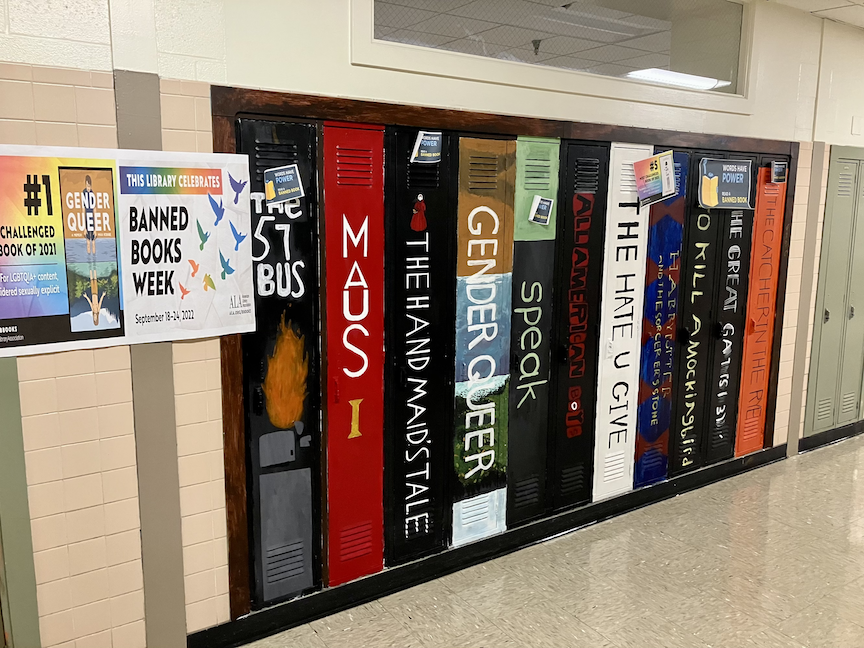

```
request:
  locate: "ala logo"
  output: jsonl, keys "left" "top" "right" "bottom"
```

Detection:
{"left": 229, "top": 294, "right": 242, "bottom": 309}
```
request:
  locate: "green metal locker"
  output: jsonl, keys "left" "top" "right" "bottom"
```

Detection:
{"left": 806, "top": 148, "right": 864, "bottom": 435}
{"left": 838, "top": 164, "right": 864, "bottom": 425}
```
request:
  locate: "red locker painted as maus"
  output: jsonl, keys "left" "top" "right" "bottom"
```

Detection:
{"left": 735, "top": 166, "right": 787, "bottom": 457}
{"left": 323, "top": 122, "right": 385, "bottom": 586}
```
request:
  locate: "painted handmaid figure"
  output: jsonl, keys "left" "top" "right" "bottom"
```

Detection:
{"left": 411, "top": 193, "right": 427, "bottom": 232}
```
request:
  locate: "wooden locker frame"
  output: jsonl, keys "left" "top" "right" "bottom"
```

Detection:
{"left": 209, "top": 86, "right": 798, "bottom": 627}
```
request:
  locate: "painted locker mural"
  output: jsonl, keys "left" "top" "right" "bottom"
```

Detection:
{"left": 323, "top": 122, "right": 385, "bottom": 585}
{"left": 634, "top": 150, "right": 687, "bottom": 488}
{"left": 451, "top": 137, "right": 515, "bottom": 546}
{"left": 238, "top": 119, "right": 322, "bottom": 603}
{"left": 736, "top": 165, "right": 787, "bottom": 456}
{"left": 507, "top": 136, "right": 559, "bottom": 526}
{"left": 806, "top": 152, "right": 864, "bottom": 435}
{"left": 384, "top": 128, "right": 457, "bottom": 565}
{"left": 592, "top": 143, "right": 653, "bottom": 501}
{"left": 550, "top": 142, "right": 609, "bottom": 510}
{"left": 704, "top": 207, "right": 753, "bottom": 464}
{"left": 668, "top": 153, "right": 723, "bottom": 476}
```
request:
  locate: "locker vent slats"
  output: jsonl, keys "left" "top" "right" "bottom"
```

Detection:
{"left": 408, "top": 162, "right": 439, "bottom": 189}
{"left": 524, "top": 157, "right": 552, "bottom": 191}
{"left": 763, "top": 181, "right": 781, "bottom": 197}
{"left": 674, "top": 161, "right": 682, "bottom": 194}
{"left": 560, "top": 465, "right": 585, "bottom": 496}
{"left": 603, "top": 451, "right": 626, "bottom": 483}
{"left": 838, "top": 172, "right": 855, "bottom": 198}
{"left": 841, "top": 392, "right": 857, "bottom": 414}
{"left": 468, "top": 155, "right": 499, "bottom": 191}
{"left": 265, "top": 540, "right": 305, "bottom": 584}
{"left": 639, "top": 451, "right": 665, "bottom": 473}
{"left": 254, "top": 140, "right": 298, "bottom": 183}
{"left": 336, "top": 146, "right": 374, "bottom": 186}
{"left": 339, "top": 522, "right": 373, "bottom": 562}
{"left": 461, "top": 496, "right": 490, "bottom": 525}
{"left": 740, "top": 417, "right": 760, "bottom": 444}
{"left": 574, "top": 157, "right": 600, "bottom": 193}
{"left": 816, "top": 397, "right": 833, "bottom": 422}
{"left": 513, "top": 477, "right": 540, "bottom": 509}
{"left": 710, "top": 431, "right": 727, "bottom": 449}
{"left": 619, "top": 161, "right": 638, "bottom": 195}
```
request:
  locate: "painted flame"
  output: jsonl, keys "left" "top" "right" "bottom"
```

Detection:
{"left": 263, "top": 314, "right": 308, "bottom": 429}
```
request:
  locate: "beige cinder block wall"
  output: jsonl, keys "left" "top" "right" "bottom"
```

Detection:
{"left": 772, "top": 143, "right": 813, "bottom": 446}
{"left": 1, "top": 64, "right": 147, "bottom": 648}
{"left": 160, "top": 79, "right": 230, "bottom": 633}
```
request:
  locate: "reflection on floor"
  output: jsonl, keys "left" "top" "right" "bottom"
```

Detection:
{"left": 247, "top": 436, "right": 864, "bottom": 648}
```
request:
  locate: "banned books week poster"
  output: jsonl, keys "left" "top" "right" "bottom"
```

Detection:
{"left": 0, "top": 145, "right": 254, "bottom": 357}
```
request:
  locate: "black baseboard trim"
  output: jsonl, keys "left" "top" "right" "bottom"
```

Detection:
{"left": 799, "top": 420, "right": 864, "bottom": 453}
{"left": 188, "top": 444, "right": 787, "bottom": 648}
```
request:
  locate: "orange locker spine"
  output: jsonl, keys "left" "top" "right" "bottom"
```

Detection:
{"left": 735, "top": 166, "right": 787, "bottom": 456}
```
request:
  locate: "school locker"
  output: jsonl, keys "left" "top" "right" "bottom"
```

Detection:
{"left": 238, "top": 119, "right": 322, "bottom": 603}
{"left": 703, "top": 207, "right": 753, "bottom": 464}
{"left": 507, "top": 136, "right": 559, "bottom": 526}
{"left": 668, "top": 152, "right": 723, "bottom": 476}
{"left": 835, "top": 163, "right": 864, "bottom": 427}
{"left": 550, "top": 142, "right": 609, "bottom": 510}
{"left": 383, "top": 128, "right": 456, "bottom": 565}
{"left": 451, "top": 137, "right": 515, "bottom": 546}
{"left": 634, "top": 150, "right": 687, "bottom": 488}
{"left": 591, "top": 142, "right": 653, "bottom": 501}
{"left": 736, "top": 164, "right": 787, "bottom": 456}
{"left": 806, "top": 154, "right": 864, "bottom": 435}
{"left": 323, "top": 122, "right": 385, "bottom": 585}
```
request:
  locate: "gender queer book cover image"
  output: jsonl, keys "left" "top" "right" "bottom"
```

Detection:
{"left": 59, "top": 167, "right": 122, "bottom": 332}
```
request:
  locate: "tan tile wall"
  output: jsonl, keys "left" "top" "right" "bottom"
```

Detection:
{"left": 172, "top": 340, "right": 229, "bottom": 633}
{"left": 772, "top": 143, "right": 814, "bottom": 445}
{"left": 0, "top": 63, "right": 117, "bottom": 148}
{"left": 17, "top": 349, "right": 145, "bottom": 648}
{"left": 160, "top": 78, "right": 228, "bottom": 634}
{"left": 799, "top": 145, "right": 832, "bottom": 438}
{"left": 159, "top": 79, "right": 213, "bottom": 153}
{"left": 0, "top": 63, "right": 145, "bottom": 648}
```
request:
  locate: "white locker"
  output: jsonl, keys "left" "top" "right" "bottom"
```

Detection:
{"left": 591, "top": 143, "right": 653, "bottom": 501}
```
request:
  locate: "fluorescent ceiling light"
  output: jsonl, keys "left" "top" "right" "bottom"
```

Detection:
{"left": 626, "top": 68, "right": 731, "bottom": 90}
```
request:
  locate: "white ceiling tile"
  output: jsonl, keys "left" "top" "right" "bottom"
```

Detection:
{"left": 540, "top": 55, "right": 597, "bottom": 71}
{"left": 510, "top": 34, "right": 612, "bottom": 55}
{"left": 616, "top": 30, "right": 671, "bottom": 53}
{"left": 621, "top": 52, "right": 671, "bottom": 69}
{"left": 497, "top": 48, "right": 561, "bottom": 63}
{"left": 380, "top": 28, "right": 458, "bottom": 47}
{"left": 448, "top": 0, "right": 539, "bottom": 23}
{"left": 771, "top": 0, "right": 853, "bottom": 12}
{"left": 578, "top": 43, "right": 648, "bottom": 62}
{"left": 468, "top": 24, "right": 558, "bottom": 47}
{"left": 375, "top": 24, "right": 397, "bottom": 38}
{"left": 406, "top": 14, "right": 498, "bottom": 38}
{"left": 374, "top": 2, "right": 438, "bottom": 29}
{"left": 814, "top": 3, "right": 864, "bottom": 26}
{"left": 384, "top": 0, "right": 475, "bottom": 11}
{"left": 441, "top": 38, "right": 511, "bottom": 57}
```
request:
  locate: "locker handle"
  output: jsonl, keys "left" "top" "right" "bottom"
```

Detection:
{"left": 825, "top": 309, "right": 831, "bottom": 323}
{"left": 679, "top": 326, "right": 691, "bottom": 343}
{"left": 851, "top": 306, "right": 856, "bottom": 320}
{"left": 333, "top": 377, "right": 340, "bottom": 404}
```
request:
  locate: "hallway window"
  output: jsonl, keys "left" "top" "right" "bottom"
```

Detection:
{"left": 374, "top": 0, "right": 743, "bottom": 93}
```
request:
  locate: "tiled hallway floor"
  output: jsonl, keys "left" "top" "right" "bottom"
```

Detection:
{"left": 248, "top": 437, "right": 864, "bottom": 648}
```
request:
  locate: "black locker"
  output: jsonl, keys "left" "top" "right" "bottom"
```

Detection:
{"left": 669, "top": 151, "right": 721, "bottom": 476}
{"left": 237, "top": 119, "right": 322, "bottom": 604}
{"left": 549, "top": 141, "right": 609, "bottom": 510}
{"left": 384, "top": 128, "right": 457, "bottom": 565}
{"left": 703, "top": 206, "right": 753, "bottom": 464}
